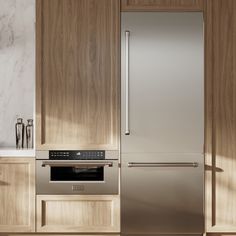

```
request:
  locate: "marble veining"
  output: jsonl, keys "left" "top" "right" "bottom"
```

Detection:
{"left": 0, "top": 0, "right": 35, "bottom": 148}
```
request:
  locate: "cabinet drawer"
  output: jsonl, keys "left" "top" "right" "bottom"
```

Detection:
{"left": 36, "top": 195, "right": 120, "bottom": 233}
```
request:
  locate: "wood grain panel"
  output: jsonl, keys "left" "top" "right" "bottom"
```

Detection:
{"left": 36, "top": 195, "right": 120, "bottom": 233}
{"left": 205, "top": 0, "right": 236, "bottom": 233}
{"left": 8, "top": 235, "right": 120, "bottom": 236}
{"left": 36, "top": 0, "right": 120, "bottom": 150}
{"left": 7, "top": 235, "right": 120, "bottom": 236}
{"left": 121, "top": 0, "right": 204, "bottom": 11}
{"left": 207, "top": 234, "right": 236, "bottom": 236}
{"left": 0, "top": 158, "right": 35, "bottom": 232}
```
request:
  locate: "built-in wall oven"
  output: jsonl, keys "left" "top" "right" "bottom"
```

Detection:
{"left": 36, "top": 150, "right": 119, "bottom": 194}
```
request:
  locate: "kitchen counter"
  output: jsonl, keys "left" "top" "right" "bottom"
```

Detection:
{"left": 0, "top": 148, "right": 35, "bottom": 157}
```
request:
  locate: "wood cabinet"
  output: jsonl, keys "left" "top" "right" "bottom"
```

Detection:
{"left": 36, "top": 0, "right": 120, "bottom": 150}
{"left": 121, "top": 0, "right": 204, "bottom": 11}
{"left": 36, "top": 195, "right": 120, "bottom": 233}
{"left": 205, "top": 0, "right": 236, "bottom": 233}
{"left": 0, "top": 157, "right": 35, "bottom": 232}
{"left": 9, "top": 235, "right": 120, "bottom": 236}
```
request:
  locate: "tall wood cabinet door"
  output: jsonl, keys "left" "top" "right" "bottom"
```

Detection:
{"left": 121, "top": 0, "right": 204, "bottom": 11}
{"left": 0, "top": 158, "right": 35, "bottom": 232}
{"left": 36, "top": 0, "right": 120, "bottom": 150}
{"left": 207, "top": 235, "right": 236, "bottom": 236}
{"left": 205, "top": 0, "right": 236, "bottom": 233}
{"left": 36, "top": 195, "right": 120, "bottom": 233}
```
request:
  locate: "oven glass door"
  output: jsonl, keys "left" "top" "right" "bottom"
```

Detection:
{"left": 50, "top": 166, "right": 104, "bottom": 181}
{"left": 36, "top": 159, "right": 119, "bottom": 194}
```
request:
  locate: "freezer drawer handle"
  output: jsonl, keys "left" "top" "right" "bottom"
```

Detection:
{"left": 42, "top": 160, "right": 113, "bottom": 168}
{"left": 128, "top": 162, "right": 199, "bottom": 168}
{"left": 125, "top": 30, "right": 130, "bottom": 135}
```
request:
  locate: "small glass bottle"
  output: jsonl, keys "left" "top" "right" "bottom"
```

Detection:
{"left": 26, "top": 119, "right": 34, "bottom": 149}
{"left": 15, "top": 118, "right": 25, "bottom": 149}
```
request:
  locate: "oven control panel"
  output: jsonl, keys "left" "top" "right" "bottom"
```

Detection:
{"left": 49, "top": 150, "right": 105, "bottom": 160}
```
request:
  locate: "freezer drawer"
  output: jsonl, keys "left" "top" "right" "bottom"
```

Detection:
{"left": 121, "top": 153, "right": 204, "bottom": 235}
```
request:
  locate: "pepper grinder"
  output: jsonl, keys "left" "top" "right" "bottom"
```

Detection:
{"left": 26, "top": 119, "right": 34, "bottom": 149}
{"left": 15, "top": 118, "right": 25, "bottom": 149}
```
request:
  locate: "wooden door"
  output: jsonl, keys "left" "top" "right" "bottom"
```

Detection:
{"left": 207, "top": 235, "right": 236, "bottom": 236}
{"left": 9, "top": 235, "right": 120, "bottom": 236}
{"left": 0, "top": 158, "right": 35, "bottom": 232}
{"left": 36, "top": 195, "right": 120, "bottom": 233}
{"left": 36, "top": 0, "right": 120, "bottom": 150}
{"left": 205, "top": 0, "right": 236, "bottom": 232}
{"left": 121, "top": 0, "right": 204, "bottom": 11}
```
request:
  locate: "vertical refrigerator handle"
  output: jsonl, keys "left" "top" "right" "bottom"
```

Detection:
{"left": 125, "top": 31, "right": 130, "bottom": 135}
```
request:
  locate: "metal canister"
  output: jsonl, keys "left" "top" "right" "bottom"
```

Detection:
{"left": 15, "top": 118, "right": 25, "bottom": 149}
{"left": 26, "top": 119, "right": 34, "bottom": 149}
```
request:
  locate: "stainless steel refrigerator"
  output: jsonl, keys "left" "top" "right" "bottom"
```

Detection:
{"left": 121, "top": 12, "right": 204, "bottom": 236}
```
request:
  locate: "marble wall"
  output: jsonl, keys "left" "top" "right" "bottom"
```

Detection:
{"left": 0, "top": 0, "right": 35, "bottom": 148}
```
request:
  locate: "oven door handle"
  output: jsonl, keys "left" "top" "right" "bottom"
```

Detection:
{"left": 41, "top": 160, "right": 114, "bottom": 168}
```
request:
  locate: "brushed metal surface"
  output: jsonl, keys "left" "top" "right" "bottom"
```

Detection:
{"left": 125, "top": 31, "right": 130, "bottom": 135}
{"left": 36, "top": 151, "right": 119, "bottom": 194}
{"left": 36, "top": 159, "right": 119, "bottom": 194}
{"left": 36, "top": 150, "right": 119, "bottom": 160}
{"left": 121, "top": 12, "right": 204, "bottom": 235}
{"left": 121, "top": 153, "right": 204, "bottom": 234}
{"left": 41, "top": 160, "right": 114, "bottom": 167}
{"left": 128, "top": 162, "right": 198, "bottom": 168}
{"left": 121, "top": 234, "right": 203, "bottom": 236}
{"left": 121, "top": 12, "right": 204, "bottom": 153}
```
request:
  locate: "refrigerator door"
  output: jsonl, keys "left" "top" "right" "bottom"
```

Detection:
{"left": 121, "top": 12, "right": 204, "bottom": 153}
{"left": 121, "top": 153, "right": 204, "bottom": 235}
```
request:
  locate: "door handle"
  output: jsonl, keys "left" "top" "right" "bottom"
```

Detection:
{"left": 128, "top": 162, "right": 199, "bottom": 168}
{"left": 125, "top": 30, "right": 130, "bottom": 135}
{"left": 42, "top": 160, "right": 113, "bottom": 168}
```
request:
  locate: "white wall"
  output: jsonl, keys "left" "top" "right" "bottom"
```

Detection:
{"left": 0, "top": 0, "right": 35, "bottom": 148}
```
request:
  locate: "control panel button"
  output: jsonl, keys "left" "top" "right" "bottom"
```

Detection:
{"left": 49, "top": 150, "right": 105, "bottom": 160}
